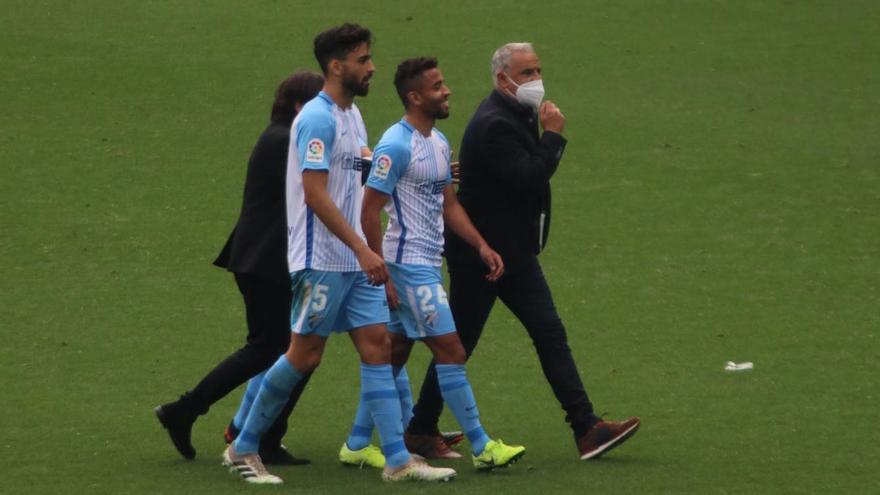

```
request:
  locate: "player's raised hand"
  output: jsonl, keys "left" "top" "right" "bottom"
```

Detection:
{"left": 478, "top": 245, "right": 505, "bottom": 281}
{"left": 539, "top": 100, "right": 565, "bottom": 134}
{"left": 355, "top": 246, "right": 389, "bottom": 286}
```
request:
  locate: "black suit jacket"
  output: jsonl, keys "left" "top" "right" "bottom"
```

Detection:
{"left": 214, "top": 117, "right": 293, "bottom": 285}
{"left": 445, "top": 90, "right": 566, "bottom": 272}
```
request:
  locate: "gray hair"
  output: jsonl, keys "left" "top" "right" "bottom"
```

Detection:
{"left": 491, "top": 42, "right": 535, "bottom": 88}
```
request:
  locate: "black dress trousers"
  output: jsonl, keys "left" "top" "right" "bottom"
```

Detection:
{"left": 410, "top": 257, "right": 596, "bottom": 437}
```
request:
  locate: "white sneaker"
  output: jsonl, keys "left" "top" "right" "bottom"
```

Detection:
{"left": 382, "top": 459, "right": 457, "bottom": 482}
{"left": 222, "top": 445, "right": 283, "bottom": 484}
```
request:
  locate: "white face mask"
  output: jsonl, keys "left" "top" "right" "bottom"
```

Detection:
{"left": 507, "top": 77, "right": 544, "bottom": 111}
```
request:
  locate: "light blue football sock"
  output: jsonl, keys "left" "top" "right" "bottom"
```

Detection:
{"left": 393, "top": 365, "right": 414, "bottom": 429}
{"left": 233, "top": 357, "right": 303, "bottom": 455}
{"left": 232, "top": 371, "right": 265, "bottom": 430}
{"left": 346, "top": 397, "right": 374, "bottom": 451}
{"left": 436, "top": 363, "right": 489, "bottom": 455}
{"left": 345, "top": 365, "right": 413, "bottom": 450}
{"left": 360, "top": 363, "right": 410, "bottom": 468}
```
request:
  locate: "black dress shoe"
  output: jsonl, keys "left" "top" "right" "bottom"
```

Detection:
{"left": 154, "top": 403, "right": 196, "bottom": 460}
{"left": 260, "top": 444, "right": 310, "bottom": 466}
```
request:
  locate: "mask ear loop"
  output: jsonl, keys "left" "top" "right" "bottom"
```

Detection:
{"left": 501, "top": 72, "right": 519, "bottom": 100}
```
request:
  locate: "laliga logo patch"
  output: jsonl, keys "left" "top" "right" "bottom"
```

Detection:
{"left": 373, "top": 154, "right": 392, "bottom": 180}
{"left": 305, "top": 138, "right": 324, "bottom": 163}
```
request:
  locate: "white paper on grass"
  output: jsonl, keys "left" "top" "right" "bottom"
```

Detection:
{"left": 724, "top": 361, "right": 754, "bottom": 371}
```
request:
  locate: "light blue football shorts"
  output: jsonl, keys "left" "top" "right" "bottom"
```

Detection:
{"left": 289, "top": 269, "right": 389, "bottom": 337}
{"left": 386, "top": 263, "right": 456, "bottom": 340}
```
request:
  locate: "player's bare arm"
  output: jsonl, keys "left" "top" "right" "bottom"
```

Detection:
{"left": 441, "top": 185, "right": 504, "bottom": 280}
{"left": 302, "top": 169, "right": 389, "bottom": 285}
{"left": 361, "top": 187, "right": 399, "bottom": 307}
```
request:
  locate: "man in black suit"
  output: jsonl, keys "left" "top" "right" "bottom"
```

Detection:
{"left": 404, "top": 43, "right": 640, "bottom": 460}
{"left": 155, "top": 71, "right": 323, "bottom": 465}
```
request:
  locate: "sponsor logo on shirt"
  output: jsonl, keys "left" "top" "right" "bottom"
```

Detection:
{"left": 305, "top": 138, "right": 325, "bottom": 163}
{"left": 373, "top": 154, "right": 392, "bottom": 180}
{"left": 341, "top": 152, "right": 361, "bottom": 170}
{"left": 417, "top": 180, "right": 447, "bottom": 195}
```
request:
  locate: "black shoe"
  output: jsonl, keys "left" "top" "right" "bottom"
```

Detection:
{"left": 259, "top": 444, "right": 310, "bottom": 466}
{"left": 154, "top": 403, "right": 196, "bottom": 460}
{"left": 224, "top": 421, "right": 239, "bottom": 444}
{"left": 441, "top": 430, "right": 465, "bottom": 448}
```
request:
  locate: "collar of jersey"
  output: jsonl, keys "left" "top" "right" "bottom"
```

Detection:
{"left": 398, "top": 118, "right": 415, "bottom": 133}
{"left": 398, "top": 118, "right": 434, "bottom": 138}
{"left": 317, "top": 91, "right": 334, "bottom": 106}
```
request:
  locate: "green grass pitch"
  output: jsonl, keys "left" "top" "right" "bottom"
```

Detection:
{"left": 2, "top": 1, "right": 878, "bottom": 493}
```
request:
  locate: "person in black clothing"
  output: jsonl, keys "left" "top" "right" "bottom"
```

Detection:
{"left": 404, "top": 43, "right": 640, "bottom": 460}
{"left": 155, "top": 71, "right": 323, "bottom": 465}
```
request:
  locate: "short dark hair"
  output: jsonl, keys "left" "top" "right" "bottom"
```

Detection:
{"left": 270, "top": 71, "right": 324, "bottom": 123}
{"left": 313, "top": 23, "right": 372, "bottom": 75}
{"left": 394, "top": 57, "right": 438, "bottom": 108}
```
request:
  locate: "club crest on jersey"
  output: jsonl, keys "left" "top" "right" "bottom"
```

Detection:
{"left": 373, "top": 154, "right": 392, "bottom": 180}
{"left": 305, "top": 138, "right": 325, "bottom": 163}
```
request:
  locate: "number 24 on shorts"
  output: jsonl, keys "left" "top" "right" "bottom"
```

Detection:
{"left": 416, "top": 284, "right": 448, "bottom": 313}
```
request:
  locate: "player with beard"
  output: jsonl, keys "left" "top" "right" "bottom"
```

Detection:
{"left": 343, "top": 57, "right": 526, "bottom": 472}
{"left": 221, "top": 25, "right": 456, "bottom": 484}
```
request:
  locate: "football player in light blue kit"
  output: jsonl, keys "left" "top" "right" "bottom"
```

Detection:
{"left": 346, "top": 57, "right": 527, "bottom": 471}
{"left": 222, "top": 25, "right": 456, "bottom": 485}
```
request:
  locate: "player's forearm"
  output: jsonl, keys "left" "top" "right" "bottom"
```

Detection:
{"left": 303, "top": 179, "right": 369, "bottom": 256}
{"left": 361, "top": 188, "right": 390, "bottom": 257}
{"left": 360, "top": 209, "right": 384, "bottom": 257}
{"left": 444, "top": 200, "right": 488, "bottom": 252}
{"left": 310, "top": 194, "right": 369, "bottom": 253}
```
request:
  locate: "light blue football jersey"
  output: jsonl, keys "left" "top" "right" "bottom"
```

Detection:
{"left": 366, "top": 119, "right": 452, "bottom": 267}
{"left": 286, "top": 92, "right": 368, "bottom": 272}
